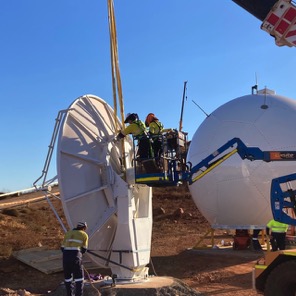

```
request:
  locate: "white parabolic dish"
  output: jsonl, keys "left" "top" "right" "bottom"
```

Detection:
{"left": 56, "top": 94, "right": 152, "bottom": 280}
{"left": 187, "top": 90, "right": 296, "bottom": 229}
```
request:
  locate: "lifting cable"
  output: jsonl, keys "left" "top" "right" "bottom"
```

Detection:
{"left": 106, "top": 1, "right": 157, "bottom": 278}
{"left": 88, "top": 249, "right": 134, "bottom": 271}
{"left": 107, "top": 0, "right": 127, "bottom": 175}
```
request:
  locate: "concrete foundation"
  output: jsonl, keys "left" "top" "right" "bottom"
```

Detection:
{"left": 50, "top": 276, "right": 204, "bottom": 296}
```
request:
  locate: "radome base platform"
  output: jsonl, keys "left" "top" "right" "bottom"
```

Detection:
{"left": 50, "top": 276, "right": 203, "bottom": 296}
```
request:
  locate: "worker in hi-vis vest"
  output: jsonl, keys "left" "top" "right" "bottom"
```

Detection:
{"left": 116, "top": 113, "right": 152, "bottom": 159}
{"left": 266, "top": 219, "right": 289, "bottom": 251}
{"left": 61, "top": 221, "right": 88, "bottom": 296}
{"left": 145, "top": 113, "right": 164, "bottom": 164}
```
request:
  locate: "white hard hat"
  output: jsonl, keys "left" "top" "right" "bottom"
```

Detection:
{"left": 77, "top": 221, "right": 87, "bottom": 228}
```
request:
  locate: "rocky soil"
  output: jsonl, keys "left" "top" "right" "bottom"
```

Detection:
{"left": 0, "top": 185, "right": 263, "bottom": 295}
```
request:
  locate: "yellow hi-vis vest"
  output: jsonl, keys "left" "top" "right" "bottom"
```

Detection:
{"left": 149, "top": 121, "right": 164, "bottom": 135}
{"left": 122, "top": 120, "right": 146, "bottom": 138}
{"left": 267, "top": 219, "right": 289, "bottom": 233}
{"left": 61, "top": 229, "right": 88, "bottom": 251}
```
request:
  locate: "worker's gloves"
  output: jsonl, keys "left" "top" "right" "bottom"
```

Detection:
{"left": 112, "top": 132, "right": 125, "bottom": 144}
{"left": 112, "top": 136, "right": 120, "bottom": 144}
{"left": 81, "top": 247, "right": 87, "bottom": 254}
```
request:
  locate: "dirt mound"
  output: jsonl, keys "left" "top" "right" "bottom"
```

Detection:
{"left": 0, "top": 185, "right": 261, "bottom": 296}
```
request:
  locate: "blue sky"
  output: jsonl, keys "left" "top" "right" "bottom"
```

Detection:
{"left": 1, "top": 1, "right": 296, "bottom": 192}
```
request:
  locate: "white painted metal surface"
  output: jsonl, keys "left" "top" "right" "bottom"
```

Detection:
{"left": 188, "top": 90, "right": 296, "bottom": 229}
{"left": 56, "top": 94, "right": 152, "bottom": 280}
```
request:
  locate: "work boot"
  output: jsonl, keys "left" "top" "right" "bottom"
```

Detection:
{"left": 65, "top": 280, "right": 74, "bottom": 296}
{"left": 75, "top": 280, "right": 84, "bottom": 296}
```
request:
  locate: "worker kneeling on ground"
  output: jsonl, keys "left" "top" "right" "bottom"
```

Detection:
{"left": 61, "top": 221, "right": 89, "bottom": 296}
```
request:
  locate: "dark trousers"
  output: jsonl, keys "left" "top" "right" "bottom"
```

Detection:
{"left": 152, "top": 139, "right": 162, "bottom": 161}
{"left": 270, "top": 232, "right": 286, "bottom": 251}
{"left": 63, "top": 252, "right": 84, "bottom": 296}
{"left": 252, "top": 229, "right": 263, "bottom": 250}
{"left": 138, "top": 137, "right": 152, "bottom": 159}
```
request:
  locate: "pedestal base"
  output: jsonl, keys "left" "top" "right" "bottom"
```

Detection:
{"left": 51, "top": 276, "right": 203, "bottom": 296}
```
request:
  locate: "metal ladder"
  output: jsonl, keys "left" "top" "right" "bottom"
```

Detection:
{"left": 33, "top": 108, "right": 70, "bottom": 232}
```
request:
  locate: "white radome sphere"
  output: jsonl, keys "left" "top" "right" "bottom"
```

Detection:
{"left": 187, "top": 89, "right": 296, "bottom": 229}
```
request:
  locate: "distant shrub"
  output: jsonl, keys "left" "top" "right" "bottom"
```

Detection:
{"left": 19, "top": 208, "right": 31, "bottom": 214}
{"left": 0, "top": 245, "right": 12, "bottom": 257}
{"left": 2, "top": 209, "right": 19, "bottom": 217}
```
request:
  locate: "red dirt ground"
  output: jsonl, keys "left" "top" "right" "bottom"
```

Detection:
{"left": 0, "top": 185, "right": 263, "bottom": 295}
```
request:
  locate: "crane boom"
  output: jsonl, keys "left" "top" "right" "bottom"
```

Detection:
{"left": 187, "top": 137, "right": 296, "bottom": 225}
{"left": 233, "top": 0, "right": 296, "bottom": 47}
{"left": 232, "top": 0, "right": 278, "bottom": 21}
{"left": 133, "top": 134, "right": 296, "bottom": 225}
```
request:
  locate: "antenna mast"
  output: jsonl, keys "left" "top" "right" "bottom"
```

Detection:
{"left": 192, "top": 100, "right": 209, "bottom": 117}
{"left": 179, "top": 81, "right": 187, "bottom": 132}
{"left": 252, "top": 72, "right": 258, "bottom": 94}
